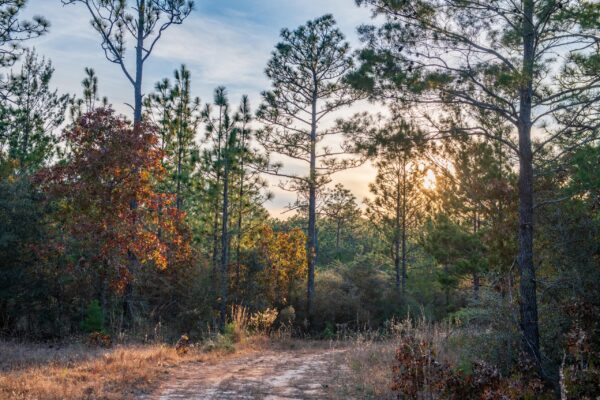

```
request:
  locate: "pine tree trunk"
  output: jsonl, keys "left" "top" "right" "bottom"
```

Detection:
{"left": 401, "top": 158, "right": 407, "bottom": 295}
{"left": 473, "top": 212, "right": 480, "bottom": 299}
{"left": 517, "top": 0, "right": 541, "bottom": 370}
{"left": 335, "top": 220, "right": 341, "bottom": 258}
{"left": 175, "top": 100, "right": 184, "bottom": 211}
{"left": 394, "top": 168, "right": 401, "bottom": 293}
{"left": 123, "top": 3, "right": 145, "bottom": 327}
{"left": 133, "top": 6, "right": 144, "bottom": 126}
{"left": 306, "top": 87, "right": 318, "bottom": 324}
{"left": 219, "top": 154, "right": 230, "bottom": 329}
{"left": 235, "top": 131, "right": 246, "bottom": 294}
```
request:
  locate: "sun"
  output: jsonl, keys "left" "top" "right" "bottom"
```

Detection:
{"left": 423, "top": 169, "right": 437, "bottom": 190}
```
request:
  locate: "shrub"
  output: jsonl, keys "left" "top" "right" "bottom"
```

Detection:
{"left": 248, "top": 308, "right": 278, "bottom": 335}
{"left": 323, "top": 322, "right": 335, "bottom": 339}
{"left": 559, "top": 301, "right": 600, "bottom": 400}
{"left": 228, "top": 305, "right": 248, "bottom": 342}
{"left": 202, "top": 333, "right": 235, "bottom": 353}
{"left": 175, "top": 334, "right": 189, "bottom": 356}
{"left": 391, "top": 328, "right": 551, "bottom": 399}
{"left": 81, "top": 300, "right": 104, "bottom": 333}
{"left": 279, "top": 306, "right": 295, "bottom": 326}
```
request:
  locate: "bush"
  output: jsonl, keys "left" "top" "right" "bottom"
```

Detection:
{"left": 248, "top": 308, "right": 278, "bottom": 335}
{"left": 279, "top": 306, "right": 295, "bottom": 326}
{"left": 390, "top": 322, "right": 552, "bottom": 399}
{"left": 81, "top": 300, "right": 104, "bottom": 333}
{"left": 202, "top": 333, "right": 235, "bottom": 353}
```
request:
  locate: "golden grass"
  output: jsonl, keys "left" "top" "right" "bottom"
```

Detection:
{"left": 0, "top": 338, "right": 272, "bottom": 400}
{"left": 0, "top": 342, "right": 185, "bottom": 399}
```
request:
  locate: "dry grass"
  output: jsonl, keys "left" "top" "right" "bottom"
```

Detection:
{"left": 0, "top": 338, "right": 271, "bottom": 400}
{"left": 330, "top": 338, "right": 397, "bottom": 399}
{"left": 329, "top": 318, "right": 457, "bottom": 399}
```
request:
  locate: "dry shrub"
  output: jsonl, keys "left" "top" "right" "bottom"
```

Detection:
{"left": 333, "top": 337, "right": 398, "bottom": 399}
{"left": 87, "top": 332, "right": 112, "bottom": 348}
{"left": 559, "top": 301, "right": 600, "bottom": 400}
{"left": 391, "top": 328, "right": 551, "bottom": 400}
{"left": 175, "top": 334, "right": 190, "bottom": 356}
{"left": 230, "top": 305, "right": 249, "bottom": 342}
{"left": 248, "top": 308, "right": 278, "bottom": 335}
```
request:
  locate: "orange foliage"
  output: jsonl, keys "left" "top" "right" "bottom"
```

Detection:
{"left": 37, "top": 108, "right": 191, "bottom": 291}
{"left": 254, "top": 226, "right": 307, "bottom": 306}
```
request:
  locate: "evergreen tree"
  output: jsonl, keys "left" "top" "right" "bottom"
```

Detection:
{"left": 69, "top": 67, "right": 108, "bottom": 121}
{"left": 365, "top": 145, "right": 427, "bottom": 295}
{"left": 321, "top": 183, "right": 361, "bottom": 263}
{"left": 353, "top": 0, "right": 600, "bottom": 369}
{"left": 256, "top": 15, "right": 362, "bottom": 322}
{"left": 146, "top": 64, "right": 201, "bottom": 211}
{"left": 0, "top": 49, "right": 69, "bottom": 173}
{"left": 422, "top": 214, "right": 486, "bottom": 310}
{"left": 0, "top": 0, "right": 48, "bottom": 68}
{"left": 62, "top": 0, "right": 194, "bottom": 124}
{"left": 231, "top": 95, "right": 272, "bottom": 292}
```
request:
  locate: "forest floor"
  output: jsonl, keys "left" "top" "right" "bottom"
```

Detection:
{"left": 143, "top": 346, "right": 347, "bottom": 400}
{"left": 143, "top": 338, "right": 396, "bottom": 400}
{"left": 0, "top": 337, "right": 396, "bottom": 399}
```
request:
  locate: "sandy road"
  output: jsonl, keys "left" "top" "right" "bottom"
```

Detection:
{"left": 144, "top": 348, "right": 347, "bottom": 400}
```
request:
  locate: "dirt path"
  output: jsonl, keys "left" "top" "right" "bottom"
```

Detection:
{"left": 144, "top": 348, "right": 347, "bottom": 400}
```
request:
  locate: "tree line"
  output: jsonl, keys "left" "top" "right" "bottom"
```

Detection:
{"left": 1, "top": 0, "right": 599, "bottom": 393}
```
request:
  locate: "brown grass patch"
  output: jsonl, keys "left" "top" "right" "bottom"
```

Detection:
{"left": 0, "top": 338, "right": 271, "bottom": 400}
{"left": 331, "top": 338, "right": 397, "bottom": 399}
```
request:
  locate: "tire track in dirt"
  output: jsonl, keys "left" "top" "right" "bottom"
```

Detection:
{"left": 144, "top": 348, "right": 346, "bottom": 400}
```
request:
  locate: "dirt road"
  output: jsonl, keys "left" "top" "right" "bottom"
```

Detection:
{"left": 144, "top": 347, "right": 347, "bottom": 400}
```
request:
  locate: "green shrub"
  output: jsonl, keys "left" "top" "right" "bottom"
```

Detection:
{"left": 203, "top": 333, "right": 235, "bottom": 353}
{"left": 81, "top": 300, "right": 104, "bottom": 333}
{"left": 323, "top": 321, "right": 335, "bottom": 339}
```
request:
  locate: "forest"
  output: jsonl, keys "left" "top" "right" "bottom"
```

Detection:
{"left": 0, "top": 0, "right": 599, "bottom": 399}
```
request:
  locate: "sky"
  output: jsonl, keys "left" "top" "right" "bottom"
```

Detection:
{"left": 21, "top": 0, "right": 379, "bottom": 217}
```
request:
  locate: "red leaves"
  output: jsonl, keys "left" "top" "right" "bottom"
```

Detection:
{"left": 391, "top": 334, "right": 548, "bottom": 399}
{"left": 38, "top": 109, "right": 191, "bottom": 291}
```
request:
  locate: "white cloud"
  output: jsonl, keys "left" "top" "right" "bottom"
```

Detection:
{"left": 20, "top": 0, "right": 380, "bottom": 217}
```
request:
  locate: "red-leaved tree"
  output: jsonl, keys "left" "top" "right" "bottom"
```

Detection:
{"left": 37, "top": 109, "right": 191, "bottom": 299}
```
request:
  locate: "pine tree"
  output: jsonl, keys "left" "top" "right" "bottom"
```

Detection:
{"left": 1, "top": 49, "right": 69, "bottom": 173}
{"left": 231, "top": 95, "right": 272, "bottom": 293}
{"left": 62, "top": 0, "right": 194, "bottom": 124}
{"left": 69, "top": 67, "right": 109, "bottom": 121}
{"left": 322, "top": 184, "right": 361, "bottom": 262}
{"left": 0, "top": 0, "right": 48, "bottom": 68}
{"left": 366, "top": 148, "right": 427, "bottom": 295}
{"left": 256, "top": 15, "right": 362, "bottom": 322}
{"left": 353, "top": 0, "right": 600, "bottom": 369}
{"left": 146, "top": 64, "right": 201, "bottom": 211}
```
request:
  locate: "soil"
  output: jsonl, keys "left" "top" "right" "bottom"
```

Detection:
{"left": 143, "top": 347, "right": 347, "bottom": 400}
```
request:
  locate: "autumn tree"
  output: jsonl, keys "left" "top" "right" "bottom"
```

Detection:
{"left": 62, "top": 0, "right": 194, "bottom": 123}
{"left": 38, "top": 108, "right": 189, "bottom": 319}
{"left": 353, "top": 0, "right": 600, "bottom": 369}
{"left": 256, "top": 15, "right": 362, "bottom": 321}
{"left": 254, "top": 226, "right": 308, "bottom": 308}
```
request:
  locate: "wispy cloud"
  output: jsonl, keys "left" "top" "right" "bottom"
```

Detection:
{"left": 21, "top": 0, "right": 378, "bottom": 217}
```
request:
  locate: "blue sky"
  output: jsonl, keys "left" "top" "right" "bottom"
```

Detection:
{"left": 21, "top": 0, "right": 377, "bottom": 216}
